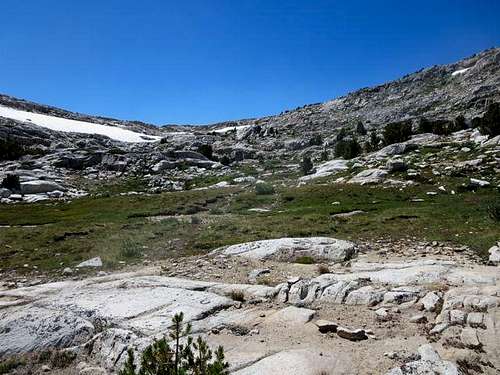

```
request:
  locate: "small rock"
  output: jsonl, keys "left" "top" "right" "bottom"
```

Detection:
{"left": 336, "top": 326, "right": 368, "bottom": 341}
{"left": 469, "top": 178, "right": 490, "bottom": 187}
{"left": 62, "top": 267, "right": 73, "bottom": 275}
{"left": 248, "top": 268, "right": 271, "bottom": 282}
{"left": 420, "top": 291, "right": 442, "bottom": 312}
{"left": 460, "top": 328, "right": 481, "bottom": 348}
{"left": 409, "top": 314, "right": 427, "bottom": 323}
{"left": 467, "top": 312, "right": 485, "bottom": 328}
{"left": 76, "top": 257, "right": 103, "bottom": 268}
{"left": 375, "top": 308, "right": 390, "bottom": 321}
{"left": 315, "top": 319, "right": 338, "bottom": 333}
{"left": 41, "top": 365, "right": 51, "bottom": 372}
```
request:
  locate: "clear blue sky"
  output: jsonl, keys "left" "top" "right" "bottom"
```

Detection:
{"left": 0, "top": 1, "right": 499, "bottom": 125}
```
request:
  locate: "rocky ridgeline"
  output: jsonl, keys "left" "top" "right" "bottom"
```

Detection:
{"left": 0, "top": 237, "right": 498, "bottom": 374}
{"left": 0, "top": 48, "right": 499, "bottom": 204}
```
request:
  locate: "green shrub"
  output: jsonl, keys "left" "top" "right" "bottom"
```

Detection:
{"left": 1, "top": 174, "right": 21, "bottom": 192}
{"left": 383, "top": 121, "right": 413, "bottom": 145}
{"left": 365, "top": 131, "right": 381, "bottom": 152}
{"left": 317, "top": 264, "right": 330, "bottom": 275}
{"left": 119, "top": 312, "right": 229, "bottom": 375}
{"left": 356, "top": 121, "right": 367, "bottom": 136}
{"left": 49, "top": 350, "right": 76, "bottom": 369}
{"left": 0, "top": 357, "right": 25, "bottom": 374}
{"left": 336, "top": 127, "right": 348, "bottom": 141}
{"left": 120, "top": 240, "right": 142, "bottom": 259}
{"left": 418, "top": 117, "right": 466, "bottom": 136}
{"left": 487, "top": 201, "right": 500, "bottom": 222}
{"left": 197, "top": 144, "right": 214, "bottom": 160}
{"left": 0, "top": 138, "right": 27, "bottom": 161}
{"left": 335, "top": 138, "right": 361, "bottom": 159}
{"left": 309, "top": 133, "right": 323, "bottom": 146}
{"left": 300, "top": 155, "right": 313, "bottom": 175}
{"left": 255, "top": 183, "right": 275, "bottom": 195}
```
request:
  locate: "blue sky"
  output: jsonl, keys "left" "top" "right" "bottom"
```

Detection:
{"left": 0, "top": 1, "right": 499, "bottom": 125}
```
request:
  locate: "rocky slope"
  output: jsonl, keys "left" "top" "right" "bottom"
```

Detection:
{"left": 0, "top": 48, "right": 499, "bottom": 203}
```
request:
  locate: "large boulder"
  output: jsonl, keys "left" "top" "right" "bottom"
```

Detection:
{"left": 20, "top": 180, "right": 66, "bottom": 194}
{"left": 300, "top": 159, "right": 349, "bottom": 180}
{"left": 349, "top": 169, "right": 388, "bottom": 185}
{"left": 212, "top": 237, "right": 357, "bottom": 263}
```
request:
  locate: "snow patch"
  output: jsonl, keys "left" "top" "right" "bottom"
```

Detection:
{"left": 0, "top": 105, "right": 161, "bottom": 143}
{"left": 451, "top": 67, "right": 471, "bottom": 76}
{"left": 213, "top": 125, "right": 251, "bottom": 134}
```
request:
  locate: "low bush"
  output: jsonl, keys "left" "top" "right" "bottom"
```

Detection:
{"left": 197, "top": 144, "right": 214, "bottom": 160}
{"left": 356, "top": 121, "right": 367, "bottom": 136}
{"left": 0, "top": 357, "right": 25, "bottom": 374}
{"left": 300, "top": 155, "right": 314, "bottom": 175}
{"left": 255, "top": 183, "right": 275, "bottom": 195}
{"left": 120, "top": 312, "right": 229, "bottom": 375}
{"left": 120, "top": 240, "right": 143, "bottom": 258}
{"left": 487, "top": 201, "right": 500, "bottom": 222}
{"left": 0, "top": 138, "right": 26, "bottom": 161}
{"left": 418, "top": 116, "right": 467, "bottom": 135}
{"left": 335, "top": 138, "right": 361, "bottom": 159}
{"left": 317, "top": 264, "right": 330, "bottom": 275}
{"left": 382, "top": 121, "right": 413, "bottom": 145}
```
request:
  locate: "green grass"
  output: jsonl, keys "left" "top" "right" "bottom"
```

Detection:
{"left": 295, "top": 256, "right": 315, "bottom": 264}
{"left": 0, "top": 179, "right": 498, "bottom": 274}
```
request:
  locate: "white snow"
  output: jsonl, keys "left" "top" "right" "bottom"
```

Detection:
{"left": 213, "top": 125, "right": 251, "bottom": 134}
{"left": 451, "top": 67, "right": 471, "bottom": 76}
{"left": 0, "top": 105, "right": 161, "bottom": 143}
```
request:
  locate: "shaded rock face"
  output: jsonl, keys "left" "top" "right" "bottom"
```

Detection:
{"left": 212, "top": 237, "right": 357, "bottom": 263}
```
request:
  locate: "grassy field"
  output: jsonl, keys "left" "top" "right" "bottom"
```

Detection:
{"left": 0, "top": 179, "right": 498, "bottom": 274}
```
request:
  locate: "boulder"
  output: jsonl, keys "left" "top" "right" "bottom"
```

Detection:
{"left": 248, "top": 268, "right": 271, "bottom": 282}
{"left": 409, "top": 314, "right": 427, "bottom": 323}
{"left": 152, "top": 160, "right": 176, "bottom": 172}
{"left": 0, "top": 306, "right": 94, "bottom": 357}
{"left": 336, "top": 326, "right": 368, "bottom": 341}
{"left": 420, "top": 291, "right": 442, "bottom": 312}
{"left": 76, "top": 257, "right": 103, "bottom": 268}
{"left": 0, "top": 188, "right": 11, "bottom": 198}
{"left": 460, "top": 328, "right": 481, "bottom": 348}
{"left": 20, "top": 180, "right": 66, "bottom": 194}
{"left": 349, "top": 169, "right": 388, "bottom": 185}
{"left": 266, "top": 306, "right": 315, "bottom": 325}
{"left": 300, "top": 159, "right": 349, "bottom": 180}
{"left": 212, "top": 237, "right": 357, "bottom": 263}
{"left": 386, "top": 159, "right": 408, "bottom": 173}
{"left": 469, "top": 178, "right": 490, "bottom": 187}
{"left": 375, "top": 308, "right": 390, "bottom": 322}
{"left": 488, "top": 243, "right": 500, "bottom": 265}
{"left": 232, "top": 349, "right": 338, "bottom": 375}
{"left": 314, "top": 319, "right": 338, "bottom": 333}
{"left": 344, "top": 285, "right": 385, "bottom": 306}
